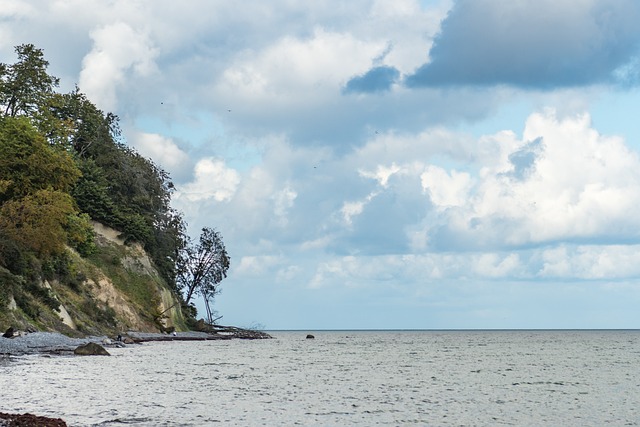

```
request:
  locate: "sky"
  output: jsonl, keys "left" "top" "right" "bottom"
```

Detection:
{"left": 2, "top": 0, "right": 640, "bottom": 330}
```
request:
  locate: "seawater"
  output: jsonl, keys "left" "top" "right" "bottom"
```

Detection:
{"left": 1, "top": 330, "right": 639, "bottom": 426}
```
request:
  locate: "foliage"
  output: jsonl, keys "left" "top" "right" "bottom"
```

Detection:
{"left": 0, "top": 189, "right": 77, "bottom": 257}
{"left": 71, "top": 158, "right": 116, "bottom": 223}
{"left": 0, "top": 230, "right": 29, "bottom": 276}
{"left": 0, "top": 116, "right": 80, "bottom": 202}
{"left": 64, "top": 213, "right": 97, "bottom": 257}
{"left": 0, "top": 266, "right": 21, "bottom": 309}
{"left": 177, "top": 227, "right": 230, "bottom": 306}
{"left": 0, "top": 44, "right": 59, "bottom": 118}
{"left": 42, "top": 251, "right": 87, "bottom": 292}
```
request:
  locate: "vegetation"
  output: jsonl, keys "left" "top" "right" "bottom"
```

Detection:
{"left": 177, "top": 227, "right": 230, "bottom": 324}
{"left": 0, "top": 44, "right": 230, "bottom": 332}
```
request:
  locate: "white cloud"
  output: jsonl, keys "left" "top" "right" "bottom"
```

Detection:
{"left": 539, "top": 245, "right": 640, "bottom": 279}
{"left": 359, "top": 162, "right": 401, "bottom": 187}
{"left": 129, "top": 131, "right": 190, "bottom": 177}
{"left": 271, "top": 185, "right": 297, "bottom": 226}
{"left": 341, "top": 200, "right": 366, "bottom": 226}
{"left": 216, "top": 28, "right": 385, "bottom": 105}
{"left": 176, "top": 158, "right": 240, "bottom": 202}
{"left": 472, "top": 253, "right": 522, "bottom": 278}
{"left": 426, "top": 109, "right": 640, "bottom": 249}
{"left": 0, "top": 1, "right": 34, "bottom": 18}
{"left": 421, "top": 166, "right": 472, "bottom": 208}
{"left": 235, "top": 255, "right": 283, "bottom": 277}
{"left": 79, "top": 22, "right": 158, "bottom": 111}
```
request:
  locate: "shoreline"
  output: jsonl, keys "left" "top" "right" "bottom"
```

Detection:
{"left": 0, "top": 326, "right": 271, "bottom": 357}
{"left": 0, "top": 327, "right": 271, "bottom": 425}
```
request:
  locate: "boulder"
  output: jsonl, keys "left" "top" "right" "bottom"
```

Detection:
{"left": 194, "top": 319, "right": 208, "bottom": 331}
{"left": 306, "top": 334, "right": 315, "bottom": 339}
{"left": 2, "top": 327, "right": 14, "bottom": 338}
{"left": 74, "top": 342, "right": 111, "bottom": 356}
{"left": 0, "top": 412, "right": 67, "bottom": 427}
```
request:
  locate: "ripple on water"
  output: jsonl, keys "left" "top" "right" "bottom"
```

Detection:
{"left": 1, "top": 331, "right": 639, "bottom": 426}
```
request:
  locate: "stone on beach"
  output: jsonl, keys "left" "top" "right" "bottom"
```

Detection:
{"left": 74, "top": 342, "right": 111, "bottom": 356}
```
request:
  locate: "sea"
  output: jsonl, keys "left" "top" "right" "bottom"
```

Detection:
{"left": 1, "top": 330, "right": 639, "bottom": 426}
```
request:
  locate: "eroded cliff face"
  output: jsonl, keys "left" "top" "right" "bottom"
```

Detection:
{"left": 2, "top": 222, "right": 186, "bottom": 336}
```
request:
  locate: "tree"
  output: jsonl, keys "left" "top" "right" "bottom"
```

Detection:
{"left": 177, "top": 227, "right": 230, "bottom": 308}
{"left": 0, "top": 44, "right": 59, "bottom": 118}
{"left": 0, "top": 116, "right": 80, "bottom": 203}
{"left": 0, "top": 189, "right": 76, "bottom": 257}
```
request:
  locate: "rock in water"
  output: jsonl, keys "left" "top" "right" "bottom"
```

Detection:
{"left": 2, "top": 327, "right": 14, "bottom": 338}
{"left": 0, "top": 412, "right": 67, "bottom": 426}
{"left": 306, "top": 334, "right": 315, "bottom": 339}
{"left": 74, "top": 342, "right": 111, "bottom": 356}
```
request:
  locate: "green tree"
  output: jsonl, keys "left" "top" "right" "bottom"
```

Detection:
{"left": 37, "top": 87, "right": 120, "bottom": 154}
{"left": 177, "top": 227, "right": 230, "bottom": 307}
{"left": 0, "top": 116, "right": 80, "bottom": 203}
{"left": 0, "top": 44, "right": 59, "bottom": 118}
{"left": 0, "top": 189, "right": 76, "bottom": 257}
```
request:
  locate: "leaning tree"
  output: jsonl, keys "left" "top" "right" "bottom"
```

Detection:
{"left": 176, "top": 227, "right": 230, "bottom": 323}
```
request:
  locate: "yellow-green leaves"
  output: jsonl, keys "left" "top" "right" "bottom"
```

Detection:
{"left": 0, "top": 116, "right": 80, "bottom": 202}
{"left": 0, "top": 189, "right": 75, "bottom": 256}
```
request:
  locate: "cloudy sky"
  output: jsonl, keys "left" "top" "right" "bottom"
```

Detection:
{"left": 3, "top": 0, "right": 640, "bottom": 329}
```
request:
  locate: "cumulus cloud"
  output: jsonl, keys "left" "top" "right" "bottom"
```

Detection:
{"left": 421, "top": 166, "right": 472, "bottom": 208}
{"left": 79, "top": 22, "right": 158, "bottom": 111}
{"left": 129, "top": 131, "right": 191, "bottom": 180}
{"left": 175, "top": 158, "right": 240, "bottom": 202}
{"left": 216, "top": 28, "right": 384, "bottom": 105}
{"left": 425, "top": 110, "right": 640, "bottom": 249}
{"left": 406, "top": 0, "right": 640, "bottom": 88}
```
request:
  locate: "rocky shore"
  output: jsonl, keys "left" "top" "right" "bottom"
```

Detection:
{"left": 0, "top": 326, "right": 271, "bottom": 357}
{"left": 0, "top": 331, "right": 108, "bottom": 356}
{"left": 0, "top": 412, "right": 67, "bottom": 427}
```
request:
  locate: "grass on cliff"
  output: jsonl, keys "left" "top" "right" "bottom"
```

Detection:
{"left": 87, "top": 243, "right": 162, "bottom": 318}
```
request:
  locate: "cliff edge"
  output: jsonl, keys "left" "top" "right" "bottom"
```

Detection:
{"left": 0, "top": 222, "right": 187, "bottom": 336}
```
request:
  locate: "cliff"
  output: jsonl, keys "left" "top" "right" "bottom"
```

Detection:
{"left": 0, "top": 222, "right": 187, "bottom": 336}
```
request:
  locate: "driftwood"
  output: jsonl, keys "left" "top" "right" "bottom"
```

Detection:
{"left": 206, "top": 324, "right": 272, "bottom": 339}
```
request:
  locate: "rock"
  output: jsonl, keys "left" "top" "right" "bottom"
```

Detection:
{"left": 123, "top": 337, "right": 135, "bottom": 344}
{"left": 306, "top": 334, "right": 315, "bottom": 339}
{"left": 2, "top": 327, "right": 14, "bottom": 338}
{"left": 0, "top": 411, "right": 67, "bottom": 426}
{"left": 194, "top": 319, "right": 207, "bottom": 331}
{"left": 73, "top": 342, "right": 111, "bottom": 356}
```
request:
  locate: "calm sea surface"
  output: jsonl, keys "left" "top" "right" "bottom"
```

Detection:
{"left": 1, "top": 330, "right": 639, "bottom": 426}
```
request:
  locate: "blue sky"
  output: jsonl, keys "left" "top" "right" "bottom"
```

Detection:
{"left": 3, "top": 0, "right": 640, "bottom": 329}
